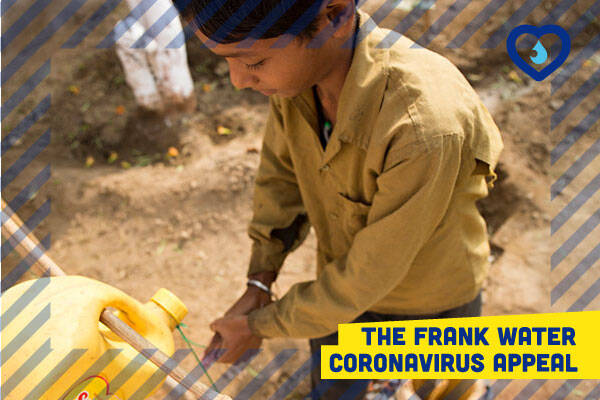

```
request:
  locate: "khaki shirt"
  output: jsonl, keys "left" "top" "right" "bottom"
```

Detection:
{"left": 247, "top": 9, "right": 503, "bottom": 339}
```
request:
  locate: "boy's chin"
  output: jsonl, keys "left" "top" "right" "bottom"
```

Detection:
{"left": 253, "top": 86, "right": 305, "bottom": 98}
{"left": 266, "top": 88, "right": 302, "bottom": 99}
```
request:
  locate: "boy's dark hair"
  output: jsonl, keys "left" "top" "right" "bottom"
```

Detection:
{"left": 173, "top": 0, "right": 329, "bottom": 44}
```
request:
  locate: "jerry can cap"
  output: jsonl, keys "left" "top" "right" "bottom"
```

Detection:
{"left": 151, "top": 288, "right": 188, "bottom": 325}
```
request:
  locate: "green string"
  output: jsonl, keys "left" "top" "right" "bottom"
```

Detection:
{"left": 176, "top": 323, "right": 218, "bottom": 393}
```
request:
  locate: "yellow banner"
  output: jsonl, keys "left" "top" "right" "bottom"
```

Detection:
{"left": 321, "top": 311, "right": 600, "bottom": 379}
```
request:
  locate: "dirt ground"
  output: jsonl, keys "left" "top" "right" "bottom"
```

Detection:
{"left": 2, "top": 0, "right": 600, "bottom": 398}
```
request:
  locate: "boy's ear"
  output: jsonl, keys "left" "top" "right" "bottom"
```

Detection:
{"left": 325, "top": 0, "right": 355, "bottom": 31}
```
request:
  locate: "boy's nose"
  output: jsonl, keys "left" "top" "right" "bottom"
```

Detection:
{"left": 228, "top": 61, "right": 258, "bottom": 90}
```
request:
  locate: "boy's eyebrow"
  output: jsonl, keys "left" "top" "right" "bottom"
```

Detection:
{"left": 212, "top": 50, "right": 255, "bottom": 58}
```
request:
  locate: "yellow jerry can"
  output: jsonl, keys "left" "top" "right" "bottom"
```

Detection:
{"left": 1, "top": 275, "right": 188, "bottom": 400}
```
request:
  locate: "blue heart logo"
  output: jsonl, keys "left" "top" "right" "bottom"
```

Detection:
{"left": 506, "top": 25, "right": 571, "bottom": 81}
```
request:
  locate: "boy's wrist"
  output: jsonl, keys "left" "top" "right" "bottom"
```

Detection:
{"left": 247, "top": 271, "right": 276, "bottom": 288}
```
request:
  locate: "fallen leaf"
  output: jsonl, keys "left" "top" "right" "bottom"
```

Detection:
{"left": 108, "top": 151, "right": 118, "bottom": 163}
{"left": 121, "top": 161, "right": 131, "bottom": 169}
{"left": 217, "top": 125, "right": 232, "bottom": 135}
{"left": 467, "top": 73, "right": 484, "bottom": 82}
{"left": 68, "top": 85, "right": 80, "bottom": 95}
{"left": 176, "top": 165, "right": 184, "bottom": 172}
{"left": 583, "top": 60, "right": 592, "bottom": 68}
{"left": 246, "top": 366, "right": 259, "bottom": 377}
{"left": 156, "top": 240, "right": 166, "bottom": 255}
{"left": 202, "top": 83, "right": 212, "bottom": 92}
{"left": 167, "top": 147, "right": 179, "bottom": 157}
{"left": 508, "top": 70, "right": 523, "bottom": 84}
{"left": 85, "top": 156, "right": 95, "bottom": 168}
{"left": 115, "top": 105, "right": 126, "bottom": 115}
{"left": 134, "top": 154, "right": 153, "bottom": 167}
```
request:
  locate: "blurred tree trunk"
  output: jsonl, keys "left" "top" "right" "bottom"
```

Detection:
{"left": 115, "top": 0, "right": 196, "bottom": 116}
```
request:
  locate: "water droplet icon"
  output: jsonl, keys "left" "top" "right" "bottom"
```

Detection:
{"left": 530, "top": 40, "right": 548, "bottom": 65}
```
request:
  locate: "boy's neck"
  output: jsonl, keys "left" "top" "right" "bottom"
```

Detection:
{"left": 313, "top": 13, "right": 359, "bottom": 125}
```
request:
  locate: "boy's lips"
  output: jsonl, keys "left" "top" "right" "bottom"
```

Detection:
{"left": 258, "top": 89, "right": 276, "bottom": 96}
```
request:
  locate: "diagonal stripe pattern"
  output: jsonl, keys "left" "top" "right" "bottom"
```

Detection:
{"left": 2, "top": 1, "right": 600, "bottom": 399}
{"left": 129, "top": 349, "right": 192, "bottom": 399}
{"left": 1, "top": 339, "right": 52, "bottom": 398}
{"left": 234, "top": 349, "right": 297, "bottom": 399}
{"left": 56, "top": 348, "right": 124, "bottom": 399}
{"left": 22, "top": 348, "right": 87, "bottom": 400}
{"left": 0, "top": 304, "right": 51, "bottom": 367}
{"left": 1, "top": 233, "right": 52, "bottom": 291}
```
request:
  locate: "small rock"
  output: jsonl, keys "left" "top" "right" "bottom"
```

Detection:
{"left": 153, "top": 218, "right": 167, "bottom": 226}
{"left": 192, "top": 221, "right": 203, "bottom": 233}
{"left": 215, "top": 61, "right": 229, "bottom": 76}
{"left": 550, "top": 99, "right": 562, "bottom": 111}
{"left": 173, "top": 211, "right": 184, "bottom": 222}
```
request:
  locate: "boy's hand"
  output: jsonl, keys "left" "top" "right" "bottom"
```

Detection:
{"left": 223, "top": 285, "right": 272, "bottom": 317}
{"left": 204, "top": 315, "right": 261, "bottom": 364}
{"left": 203, "top": 272, "right": 275, "bottom": 363}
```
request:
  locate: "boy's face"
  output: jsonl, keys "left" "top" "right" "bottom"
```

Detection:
{"left": 194, "top": 29, "right": 334, "bottom": 98}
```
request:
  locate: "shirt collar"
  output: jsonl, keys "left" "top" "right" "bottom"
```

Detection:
{"left": 291, "top": 9, "right": 391, "bottom": 151}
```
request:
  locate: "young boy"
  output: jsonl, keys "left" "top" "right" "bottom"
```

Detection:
{"left": 174, "top": 0, "right": 503, "bottom": 398}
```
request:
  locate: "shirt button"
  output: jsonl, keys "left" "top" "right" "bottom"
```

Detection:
{"left": 320, "top": 164, "right": 330, "bottom": 172}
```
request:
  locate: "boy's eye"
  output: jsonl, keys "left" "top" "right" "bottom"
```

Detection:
{"left": 245, "top": 59, "right": 265, "bottom": 70}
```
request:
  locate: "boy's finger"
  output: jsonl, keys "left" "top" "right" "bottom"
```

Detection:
{"left": 219, "top": 345, "right": 241, "bottom": 364}
{"left": 205, "top": 333, "right": 222, "bottom": 351}
{"left": 209, "top": 318, "right": 223, "bottom": 332}
{"left": 203, "top": 334, "right": 223, "bottom": 361}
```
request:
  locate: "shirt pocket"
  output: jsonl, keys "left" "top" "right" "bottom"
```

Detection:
{"left": 337, "top": 193, "right": 371, "bottom": 238}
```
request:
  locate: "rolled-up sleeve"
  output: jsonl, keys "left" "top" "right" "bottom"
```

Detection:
{"left": 248, "top": 133, "right": 464, "bottom": 338}
{"left": 247, "top": 96, "right": 311, "bottom": 277}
